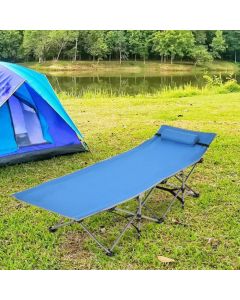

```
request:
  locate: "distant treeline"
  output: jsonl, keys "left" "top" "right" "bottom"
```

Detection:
{"left": 0, "top": 30, "right": 240, "bottom": 65}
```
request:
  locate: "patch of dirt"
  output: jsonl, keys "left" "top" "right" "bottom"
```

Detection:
{"left": 60, "top": 231, "right": 94, "bottom": 269}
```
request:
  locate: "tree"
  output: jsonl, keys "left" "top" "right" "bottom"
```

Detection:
{"left": 127, "top": 30, "right": 149, "bottom": 63}
{"left": 190, "top": 45, "right": 213, "bottom": 66}
{"left": 106, "top": 31, "right": 128, "bottom": 64}
{"left": 23, "top": 31, "right": 52, "bottom": 62}
{"left": 210, "top": 31, "right": 227, "bottom": 59}
{"left": 152, "top": 30, "right": 195, "bottom": 64}
{"left": 128, "top": 30, "right": 141, "bottom": 61}
{"left": 224, "top": 31, "right": 240, "bottom": 63}
{"left": 3, "top": 29, "right": 240, "bottom": 64}
{"left": 49, "top": 31, "right": 78, "bottom": 61}
{"left": 0, "top": 31, "right": 23, "bottom": 61}
{"left": 192, "top": 30, "right": 207, "bottom": 45}
{"left": 82, "top": 31, "right": 108, "bottom": 61}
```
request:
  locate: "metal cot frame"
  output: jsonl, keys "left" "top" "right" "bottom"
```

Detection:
{"left": 49, "top": 158, "right": 203, "bottom": 256}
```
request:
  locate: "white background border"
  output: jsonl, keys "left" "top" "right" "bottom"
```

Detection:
{"left": 0, "top": 270, "right": 239, "bottom": 299}
{"left": 0, "top": 0, "right": 240, "bottom": 29}
{"left": 0, "top": 0, "right": 239, "bottom": 298}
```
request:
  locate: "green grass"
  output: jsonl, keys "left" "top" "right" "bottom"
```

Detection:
{"left": 23, "top": 60, "right": 240, "bottom": 75}
{"left": 0, "top": 88, "right": 239, "bottom": 270}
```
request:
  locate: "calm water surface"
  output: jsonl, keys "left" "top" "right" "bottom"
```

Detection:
{"left": 47, "top": 72, "right": 239, "bottom": 96}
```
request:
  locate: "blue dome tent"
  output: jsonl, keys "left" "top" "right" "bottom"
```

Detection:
{"left": 0, "top": 62, "right": 88, "bottom": 166}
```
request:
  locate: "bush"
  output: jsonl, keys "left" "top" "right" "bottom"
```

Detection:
{"left": 191, "top": 46, "right": 213, "bottom": 66}
{"left": 203, "top": 73, "right": 240, "bottom": 93}
{"left": 203, "top": 73, "right": 223, "bottom": 87}
{"left": 219, "top": 79, "right": 240, "bottom": 93}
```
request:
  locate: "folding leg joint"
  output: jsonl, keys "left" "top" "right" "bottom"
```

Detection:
{"left": 156, "top": 217, "right": 165, "bottom": 224}
{"left": 106, "top": 249, "right": 114, "bottom": 257}
{"left": 136, "top": 213, "right": 142, "bottom": 219}
{"left": 49, "top": 226, "right": 58, "bottom": 233}
{"left": 49, "top": 219, "right": 76, "bottom": 233}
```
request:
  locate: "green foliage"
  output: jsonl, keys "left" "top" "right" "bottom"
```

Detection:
{"left": 48, "top": 31, "right": 78, "bottom": 60}
{"left": 152, "top": 30, "right": 195, "bottom": 63}
{"left": 106, "top": 31, "right": 128, "bottom": 63}
{"left": 223, "top": 31, "right": 240, "bottom": 62}
{"left": 127, "top": 30, "right": 150, "bottom": 63}
{"left": 23, "top": 31, "right": 52, "bottom": 62}
{"left": 192, "top": 31, "right": 207, "bottom": 45}
{"left": 210, "top": 31, "right": 227, "bottom": 59}
{"left": 203, "top": 73, "right": 240, "bottom": 93}
{"left": 0, "top": 30, "right": 23, "bottom": 61}
{"left": 82, "top": 31, "right": 109, "bottom": 61}
{"left": 190, "top": 46, "right": 213, "bottom": 66}
{"left": 1, "top": 30, "right": 240, "bottom": 64}
{"left": 219, "top": 79, "right": 240, "bottom": 93}
{"left": 203, "top": 73, "right": 223, "bottom": 87}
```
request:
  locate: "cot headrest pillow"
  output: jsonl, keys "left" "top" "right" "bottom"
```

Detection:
{"left": 160, "top": 128, "right": 199, "bottom": 145}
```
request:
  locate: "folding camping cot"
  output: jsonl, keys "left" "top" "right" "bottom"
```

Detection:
{"left": 14, "top": 125, "right": 216, "bottom": 256}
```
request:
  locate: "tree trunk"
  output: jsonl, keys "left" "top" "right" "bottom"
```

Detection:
{"left": 235, "top": 50, "right": 237, "bottom": 63}
{"left": 74, "top": 37, "right": 78, "bottom": 61}
{"left": 119, "top": 50, "right": 122, "bottom": 64}
{"left": 143, "top": 55, "right": 145, "bottom": 64}
{"left": 170, "top": 55, "right": 173, "bottom": 64}
{"left": 39, "top": 54, "right": 44, "bottom": 63}
{"left": 56, "top": 44, "right": 64, "bottom": 61}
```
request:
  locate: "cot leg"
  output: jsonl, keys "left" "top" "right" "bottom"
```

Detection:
{"left": 109, "top": 214, "right": 137, "bottom": 253}
{"left": 175, "top": 175, "right": 200, "bottom": 198}
{"left": 143, "top": 204, "right": 164, "bottom": 224}
{"left": 136, "top": 195, "right": 142, "bottom": 239}
{"left": 49, "top": 218, "right": 114, "bottom": 256}
{"left": 185, "top": 184, "right": 200, "bottom": 198}
{"left": 114, "top": 187, "right": 163, "bottom": 226}
{"left": 160, "top": 188, "right": 182, "bottom": 220}
{"left": 154, "top": 164, "right": 199, "bottom": 220}
{"left": 181, "top": 172, "right": 185, "bottom": 209}
{"left": 78, "top": 216, "right": 138, "bottom": 256}
{"left": 78, "top": 221, "right": 114, "bottom": 256}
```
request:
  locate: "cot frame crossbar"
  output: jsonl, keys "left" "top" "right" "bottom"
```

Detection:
{"left": 49, "top": 159, "right": 202, "bottom": 256}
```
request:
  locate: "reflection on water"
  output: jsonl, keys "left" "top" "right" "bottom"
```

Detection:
{"left": 47, "top": 72, "right": 239, "bottom": 96}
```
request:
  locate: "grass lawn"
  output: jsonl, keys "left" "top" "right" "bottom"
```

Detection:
{"left": 0, "top": 90, "right": 239, "bottom": 270}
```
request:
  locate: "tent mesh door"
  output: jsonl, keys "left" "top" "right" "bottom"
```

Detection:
{"left": 8, "top": 96, "right": 47, "bottom": 147}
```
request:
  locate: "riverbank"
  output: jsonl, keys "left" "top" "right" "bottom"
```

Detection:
{"left": 23, "top": 60, "right": 240, "bottom": 76}
{"left": 0, "top": 86, "right": 239, "bottom": 270}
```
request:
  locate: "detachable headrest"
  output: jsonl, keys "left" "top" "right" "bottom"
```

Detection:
{"left": 160, "top": 128, "right": 199, "bottom": 145}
